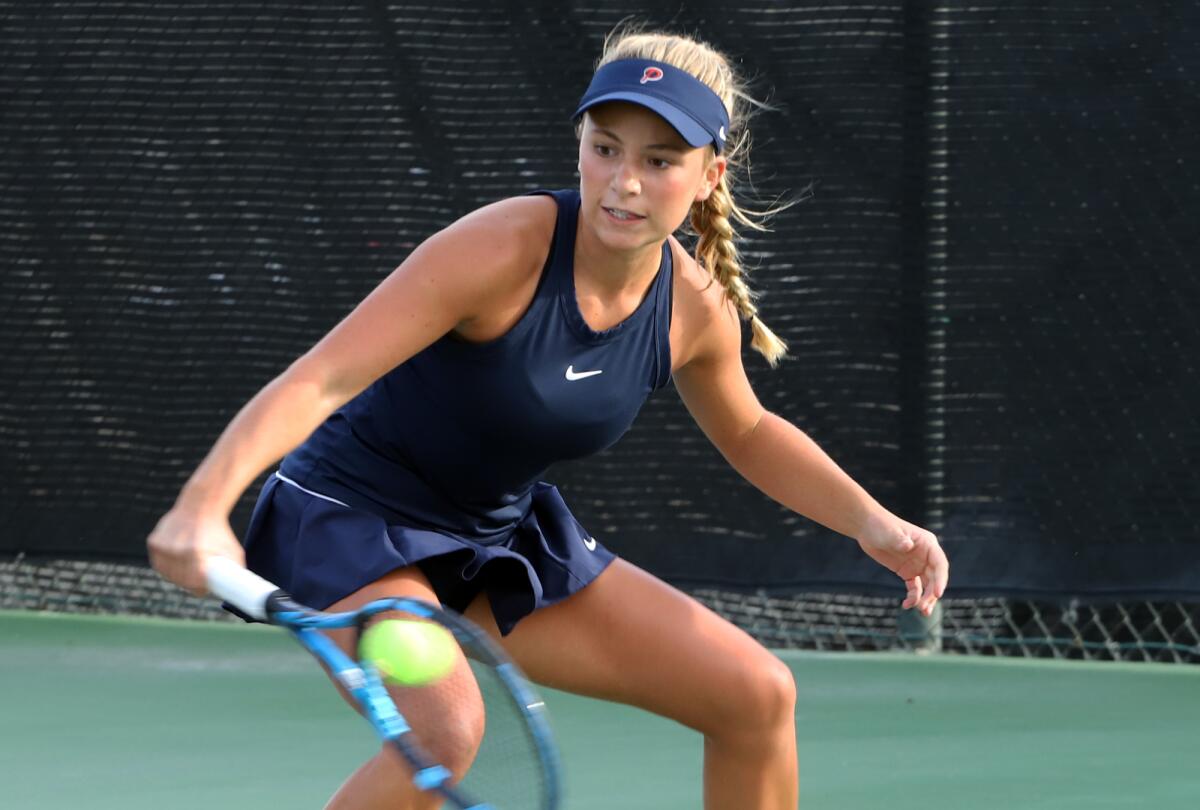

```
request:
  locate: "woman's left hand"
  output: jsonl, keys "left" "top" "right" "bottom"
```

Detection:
{"left": 856, "top": 511, "right": 949, "bottom": 616}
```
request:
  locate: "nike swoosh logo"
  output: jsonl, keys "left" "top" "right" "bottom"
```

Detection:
{"left": 565, "top": 365, "right": 603, "bottom": 381}
{"left": 583, "top": 536, "right": 597, "bottom": 551}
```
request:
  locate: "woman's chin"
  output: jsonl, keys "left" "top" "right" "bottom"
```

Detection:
{"left": 586, "top": 213, "right": 660, "bottom": 252}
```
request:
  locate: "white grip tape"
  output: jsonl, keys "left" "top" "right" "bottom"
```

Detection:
{"left": 206, "top": 556, "right": 279, "bottom": 621}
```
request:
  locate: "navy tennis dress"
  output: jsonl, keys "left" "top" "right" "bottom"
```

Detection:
{"left": 241, "top": 188, "right": 674, "bottom": 635}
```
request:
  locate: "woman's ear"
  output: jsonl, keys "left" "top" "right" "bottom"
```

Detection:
{"left": 695, "top": 154, "right": 728, "bottom": 202}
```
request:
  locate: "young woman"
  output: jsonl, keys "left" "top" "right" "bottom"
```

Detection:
{"left": 148, "top": 26, "right": 948, "bottom": 810}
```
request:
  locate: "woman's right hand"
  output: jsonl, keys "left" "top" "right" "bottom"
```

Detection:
{"left": 147, "top": 506, "right": 245, "bottom": 597}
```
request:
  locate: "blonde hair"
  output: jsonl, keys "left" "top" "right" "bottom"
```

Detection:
{"left": 593, "top": 23, "right": 790, "bottom": 367}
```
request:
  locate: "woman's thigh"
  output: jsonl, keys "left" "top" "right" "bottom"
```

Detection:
{"left": 322, "top": 565, "right": 442, "bottom": 655}
{"left": 464, "top": 558, "right": 795, "bottom": 739}
{"left": 321, "top": 566, "right": 486, "bottom": 770}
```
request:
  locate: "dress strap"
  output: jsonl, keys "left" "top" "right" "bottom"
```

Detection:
{"left": 521, "top": 188, "right": 579, "bottom": 296}
{"left": 650, "top": 239, "right": 674, "bottom": 389}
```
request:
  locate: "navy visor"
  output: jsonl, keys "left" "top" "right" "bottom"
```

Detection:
{"left": 572, "top": 59, "right": 730, "bottom": 153}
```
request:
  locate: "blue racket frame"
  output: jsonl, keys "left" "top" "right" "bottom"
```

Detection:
{"left": 260, "top": 593, "right": 561, "bottom": 810}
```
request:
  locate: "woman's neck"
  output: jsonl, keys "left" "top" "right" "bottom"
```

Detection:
{"left": 572, "top": 216, "right": 664, "bottom": 298}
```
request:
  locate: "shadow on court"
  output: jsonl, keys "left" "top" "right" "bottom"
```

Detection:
{"left": 3, "top": 611, "right": 1197, "bottom": 809}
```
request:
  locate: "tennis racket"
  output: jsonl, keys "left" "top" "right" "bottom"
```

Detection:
{"left": 206, "top": 556, "right": 561, "bottom": 810}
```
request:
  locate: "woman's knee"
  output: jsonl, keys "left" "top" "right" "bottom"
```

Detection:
{"left": 319, "top": 567, "right": 488, "bottom": 780}
{"left": 368, "top": 675, "right": 487, "bottom": 788}
{"left": 423, "top": 682, "right": 486, "bottom": 771}
{"left": 711, "top": 650, "right": 796, "bottom": 741}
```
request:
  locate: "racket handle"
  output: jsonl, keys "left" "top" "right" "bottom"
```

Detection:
{"left": 206, "top": 556, "right": 280, "bottom": 621}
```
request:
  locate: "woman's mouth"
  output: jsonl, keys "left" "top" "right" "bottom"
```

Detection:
{"left": 603, "top": 206, "right": 646, "bottom": 223}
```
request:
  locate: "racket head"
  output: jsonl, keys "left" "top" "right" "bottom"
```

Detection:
{"left": 206, "top": 560, "right": 561, "bottom": 808}
{"left": 291, "top": 595, "right": 562, "bottom": 810}
{"left": 396, "top": 600, "right": 561, "bottom": 810}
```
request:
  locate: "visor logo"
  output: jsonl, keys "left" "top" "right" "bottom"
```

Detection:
{"left": 640, "top": 66, "right": 664, "bottom": 84}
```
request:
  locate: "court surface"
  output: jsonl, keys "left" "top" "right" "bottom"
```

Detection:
{"left": 3, "top": 611, "right": 1197, "bottom": 809}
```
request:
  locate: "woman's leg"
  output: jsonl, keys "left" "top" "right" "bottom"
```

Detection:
{"left": 319, "top": 566, "right": 485, "bottom": 810}
{"left": 464, "top": 558, "right": 799, "bottom": 810}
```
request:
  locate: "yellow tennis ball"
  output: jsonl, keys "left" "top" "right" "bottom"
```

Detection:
{"left": 360, "top": 620, "right": 457, "bottom": 687}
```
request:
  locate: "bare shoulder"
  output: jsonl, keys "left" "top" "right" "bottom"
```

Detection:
{"left": 436, "top": 193, "right": 558, "bottom": 289}
{"left": 666, "top": 234, "right": 742, "bottom": 371}
{"left": 293, "top": 194, "right": 560, "bottom": 398}
{"left": 454, "top": 193, "right": 557, "bottom": 244}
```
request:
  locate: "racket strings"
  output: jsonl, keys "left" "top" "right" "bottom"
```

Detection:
{"left": 451, "top": 657, "right": 552, "bottom": 808}
{"left": 378, "top": 634, "right": 550, "bottom": 809}
{"left": 388, "top": 650, "right": 487, "bottom": 782}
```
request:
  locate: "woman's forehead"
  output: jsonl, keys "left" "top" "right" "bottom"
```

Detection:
{"left": 584, "top": 102, "right": 690, "bottom": 147}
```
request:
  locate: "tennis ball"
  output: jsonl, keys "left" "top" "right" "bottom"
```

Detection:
{"left": 359, "top": 619, "right": 457, "bottom": 687}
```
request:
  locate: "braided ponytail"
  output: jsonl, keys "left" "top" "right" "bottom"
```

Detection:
{"left": 691, "top": 173, "right": 788, "bottom": 367}
{"left": 598, "top": 23, "right": 793, "bottom": 367}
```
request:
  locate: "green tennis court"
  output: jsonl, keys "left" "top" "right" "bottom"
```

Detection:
{"left": 4, "top": 610, "right": 1196, "bottom": 809}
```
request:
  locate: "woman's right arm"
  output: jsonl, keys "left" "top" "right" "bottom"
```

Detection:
{"left": 147, "top": 196, "right": 554, "bottom": 594}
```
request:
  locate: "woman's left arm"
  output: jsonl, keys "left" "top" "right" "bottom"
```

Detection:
{"left": 673, "top": 297, "right": 948, "bottom": 615}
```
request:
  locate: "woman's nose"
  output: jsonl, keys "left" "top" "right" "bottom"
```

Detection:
{"left": 612, "top": 160, "right": 641, "bottom": 195}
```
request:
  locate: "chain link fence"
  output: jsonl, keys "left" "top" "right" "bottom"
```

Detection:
{"left": 6, "top": 554, "right": 1196, "bottom": 664}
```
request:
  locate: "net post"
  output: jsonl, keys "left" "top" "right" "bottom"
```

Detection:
{"left": 897, "top": 602, "right": 943, "bottom": 653}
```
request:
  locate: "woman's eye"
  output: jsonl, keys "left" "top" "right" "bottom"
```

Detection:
{"left": 649, "top": 158, "right": 671, "bottom": 169}
{"left": 594, "top": 144, "right": 614, "bottom": 156}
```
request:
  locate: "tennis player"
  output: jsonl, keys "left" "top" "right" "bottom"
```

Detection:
{"left": 149, "top": 24, "right": 948, "bottom": 810}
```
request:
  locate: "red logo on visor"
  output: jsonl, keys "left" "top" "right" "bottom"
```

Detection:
{"left": 640, "top": 66, "right": 664, "bottom": 84}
